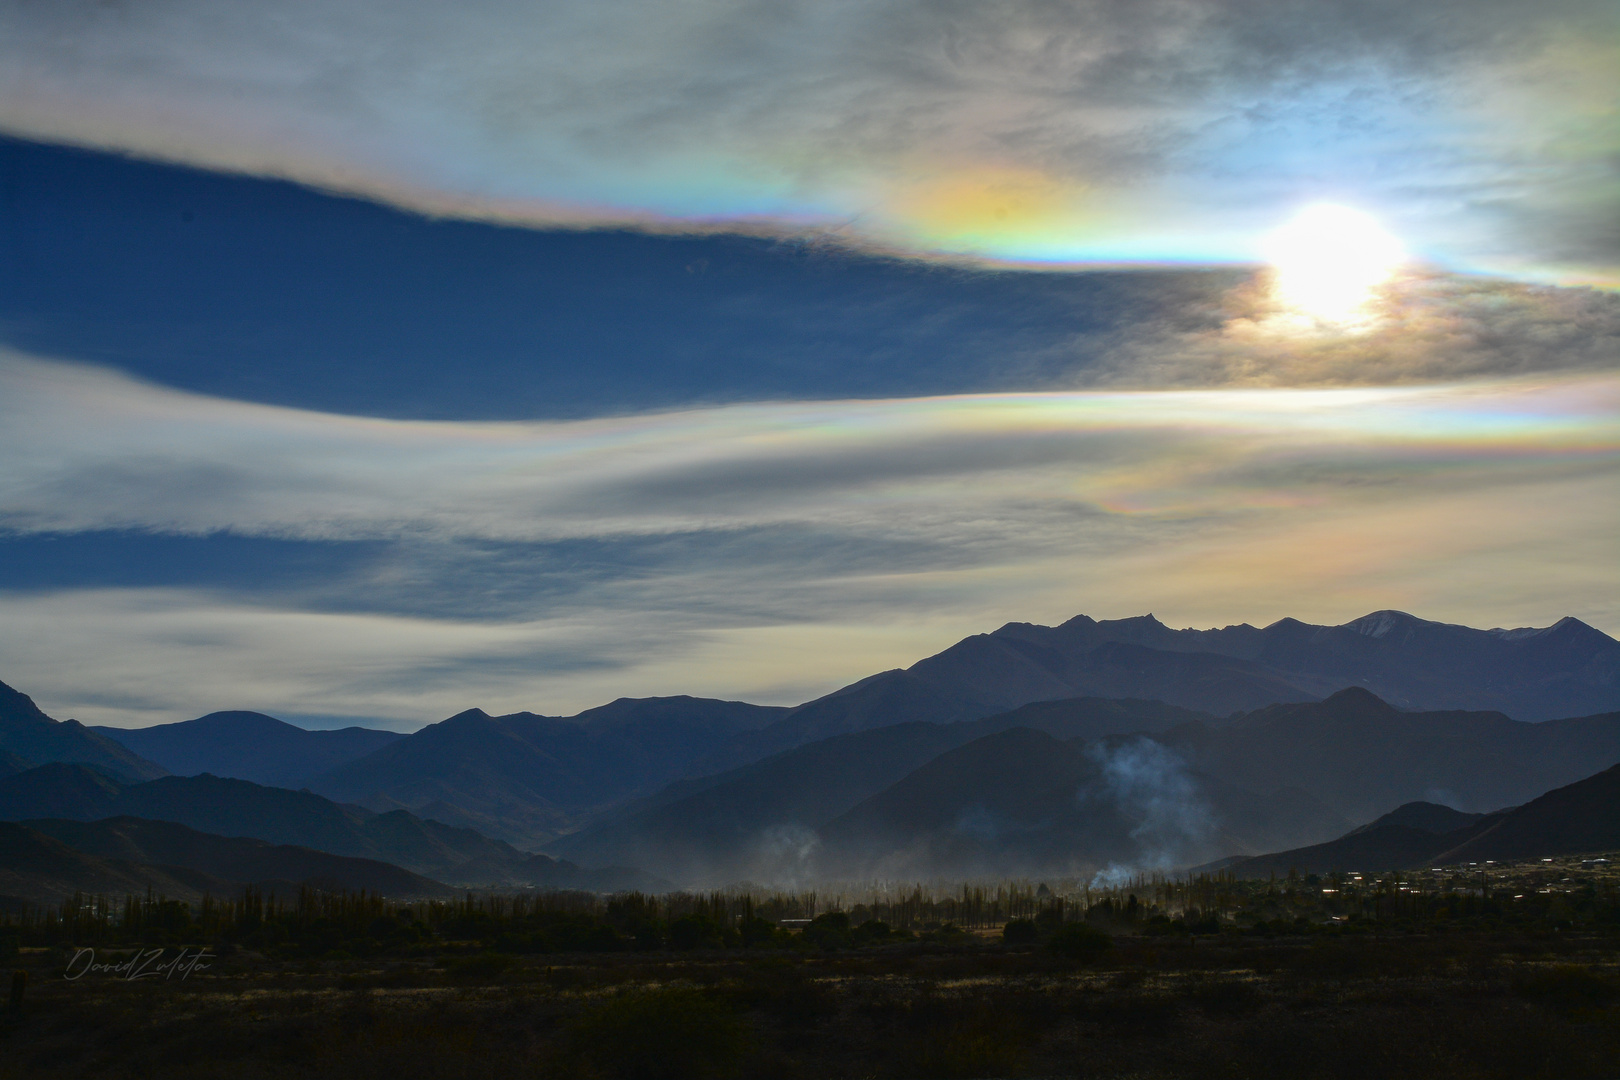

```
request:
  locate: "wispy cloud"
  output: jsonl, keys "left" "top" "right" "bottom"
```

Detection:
{"left": 1, "top": 349, "right": 1614, "bottom": 725}
{"left": 1, "top": 1, "right": 1613, "bottom": 280}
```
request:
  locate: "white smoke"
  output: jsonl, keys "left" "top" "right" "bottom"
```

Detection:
{"left": 1087, "top": 737, "right": 1218, "bottom": 876}
{"left": 753, "top": 824, "right": 822, "bottom": 886}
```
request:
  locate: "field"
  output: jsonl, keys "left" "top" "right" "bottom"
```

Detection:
{"left": 2, "top": 855, "right": 1617, "bottom": 1079}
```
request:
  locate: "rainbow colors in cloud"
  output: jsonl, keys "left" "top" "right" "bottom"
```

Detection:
{"left": 1, "top": 1, "right": 1614, "bottom": 283}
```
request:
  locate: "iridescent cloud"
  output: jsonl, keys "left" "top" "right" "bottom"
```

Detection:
{"left": 0, "top": 1, "right": 1614, "bottom": 282}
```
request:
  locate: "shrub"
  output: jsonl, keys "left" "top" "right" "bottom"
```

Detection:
{"left": 1047, "top": 923, "right": 1113, "bottom": 962}
{"left": 852, "top": 919, "right": 893, "bottom": 946}
{"left": 1002, "top": 919, "right": 1039, "bottom": 945}
{"left": 737, "top": 916, "right": 778, "bottom": 948}
{"left": 803, "top": 911, "right": 852, "bottom": 949}
{"left": 669, "top": 914, "right": 727, "bottom": 950}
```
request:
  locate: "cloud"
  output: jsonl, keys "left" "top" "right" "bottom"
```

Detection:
{"left": 1088, "top": 269, "right": 1620, "bottom": 388}
{"left": 0, "top": 349, "right": 1615, "bottom": 726}
{"left": 0, "top": 1, "right": 1613, "bottom": 280}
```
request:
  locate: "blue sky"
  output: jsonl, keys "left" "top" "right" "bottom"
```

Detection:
{"left": 0, "top": 1, "right": 1615, "bottom": 729}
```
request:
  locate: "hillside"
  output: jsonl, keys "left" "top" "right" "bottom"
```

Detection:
{"left": 1227, "top": 763, "right": 1620, "bottom": 875}
{"left": 1157, "top": 687, "right": 1620, "bottom": 822}
{"left": 815, "top": 728, "right": 1348, "bottom": 881}
{"left": 0, "top": 678, "right": 166, "bottom": 783}
{"left": 552, "top": 698, "right": 1333, "bottom": 886}
{"left": 0, "top": 820, "right": 227, "bottom": 907}
{"left": 557, "top": 687, "right": 1620, "bottom": 887}
{"left": 0, "top": 765, "right": 660, "bottom": 890}
{"left": 23, "top": 816, "right": 453, "bottom": 899}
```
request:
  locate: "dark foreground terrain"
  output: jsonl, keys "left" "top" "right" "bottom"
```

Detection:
{"left": 2, "top": 858, "right": 1618, "bottom": 1079}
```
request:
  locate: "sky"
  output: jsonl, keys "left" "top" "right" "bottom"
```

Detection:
{"left": 0, "top": 0, "right": 1616, "bottom": 729}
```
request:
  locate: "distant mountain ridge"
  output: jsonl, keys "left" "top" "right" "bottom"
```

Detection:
{"left": 91, "top": 711, "right": 403, "bottom": 789}
{"left": 309, "top": 696, "right": 787, "bottom": 846}
{"left": 909, "top": 610, "right": 1620, "bottom": 721}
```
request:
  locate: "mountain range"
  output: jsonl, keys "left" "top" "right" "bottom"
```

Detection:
{"left": 903, "top": 610, "right": 1620, "bottom": 720}
{"left": 268, "top": 611, "right": 1620, "bottom": 844}
{"left": 2, "top": 608, "right": 1616, "bottom": 893}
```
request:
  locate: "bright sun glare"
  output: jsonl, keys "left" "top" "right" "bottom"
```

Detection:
{"left": 1262, "top": 204, "right": 1404, "bottom": 323}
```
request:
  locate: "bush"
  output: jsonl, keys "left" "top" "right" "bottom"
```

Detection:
{"left": 737, "top": 916, "right": 778, "bottom": 948}
{"left": 1047, "top": 923, "right": 1113, "bottom": 962}
{"left": 669, "top": 914, "right": 728, "bottom": 950}
{"left": 803, "top": 911, "right": 852, "bottom": 949}
{"left": 566, "top": 987, "right": 747, "bottom": 1079}
{"left": 1002, "top": 919, "right": 1039, "bottom": 945}
{"left": 852, "top": 919, "right": 893, "bottom": 946}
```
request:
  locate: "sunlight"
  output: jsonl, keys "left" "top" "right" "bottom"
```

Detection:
{"left": 1262, "top": 204, "right": 1405, "bottom": 323}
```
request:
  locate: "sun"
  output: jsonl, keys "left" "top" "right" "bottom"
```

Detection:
{"left": 1261, "top": 204, "right": 1404, "bottom": 323}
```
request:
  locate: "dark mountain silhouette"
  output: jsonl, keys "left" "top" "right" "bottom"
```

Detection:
{"left": 22, "top": 816, "right": 453, "bottom": 898}
{"left": 0, "top": 678, "right": 166, "bottom": 783}
{"left": 0, "top": 750, "right": 33, "bottom": 778}
{"left": 908, "top": 634, "right": 1320, "bottom": 715}
{"left": 0, "top": 820, "right": 227, "bottom": 906}
{"left": 551, "top": 698, "right": 1304, "bottom": 885}
{"left": 0, "top": 765, "right": 664, "bottom": 890}
{"left": 1157, "top": 687, "right": 1620, "bottom": 822}
{"left": 446, "top": 611, "right": 1619, "bottom": 840}
{"left": 1345, "top": 802, "right": 1485, "bottom": 838}
{"left": 90, "top": 611, "right": 1612, "bottom": 850}
{"left": 1227, "top": 763, "right": 1620, "bottom": 875}
{"left": 924, "top": 610, "right": 1619, "bottom": 721}
{"left": 91, "top": 711, "right": 403, "bottom": 788}
{"left": 1434, "top": 763, "right": 1620, "bottom": 864}
{"left": 309, "top": 696, "right": 786, "bottom": 846}
{"left": 701, "top": 611, "right": 1616, "bottom": 779}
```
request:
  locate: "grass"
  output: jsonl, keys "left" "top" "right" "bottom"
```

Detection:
{"left": 3, "top": 926, "right": 1618, "bottom": 1079}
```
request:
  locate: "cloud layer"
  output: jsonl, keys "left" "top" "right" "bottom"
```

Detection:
{"left": 1, "top": 0, "right": 1614, "bottom": 280}
{"left": 1, "top": 350, "right": 1614, "bottom": 726}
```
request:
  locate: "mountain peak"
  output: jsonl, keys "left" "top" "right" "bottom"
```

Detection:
{"left": 1320, "top": 686, "right": 1397, "bottom": 713}
{"left": 1344, "top": 610, "right": 1424, "bottom": 639}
